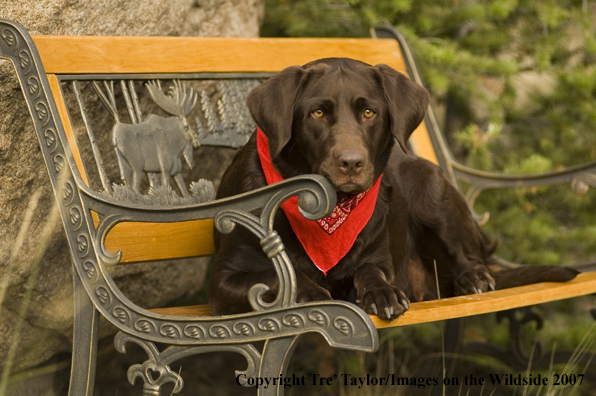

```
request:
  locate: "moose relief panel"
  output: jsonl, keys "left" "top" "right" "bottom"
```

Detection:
{"left": 61, "top": 77, "right": 261, "bottom": 206}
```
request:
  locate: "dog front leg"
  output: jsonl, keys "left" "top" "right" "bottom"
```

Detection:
{"left": 294, "top": 269, "right": 333, "bottom": 303}
{"left": 208, "top": 267, "right": 281, "bottom": 315}
{"left": 354, "top": 265, "right": 410, "bottom": 321}
{"left": 209, "top": 263, "right": 333, "bottom": 315}
{"left": 431, "top": 201, "right": 497, "bottom": 295}
{"left": 401, "top": 157, "right": 498, "bottom": 295}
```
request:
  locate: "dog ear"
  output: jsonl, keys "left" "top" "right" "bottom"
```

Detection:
{"left": 374, "top": 64, "right": 429, "bottom": 153}
{"left": 246, "top": 66, "right": 306, "bottom": 158}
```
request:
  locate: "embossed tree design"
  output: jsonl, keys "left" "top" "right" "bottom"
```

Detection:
{"left": 200, "top": 89, "right": 223, "bottom": 134}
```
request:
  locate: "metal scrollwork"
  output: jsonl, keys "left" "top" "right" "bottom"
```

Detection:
{"left": 135, "top": 320, "right": 157, "bottom": 335}
{"left": 160, "top": 324, "right": 182, "bottom": 340}
{"left": 260, "top": 230, "right": 285, "bottom": 259}
{"left": 209, "top": 325, "right": 231, "bottom": 339}
{"left": 258, "top": 318, "right": 281, "bottom": 333}
{"left": 215, "top": 176, "right": 336, "bottom": 312}
{"left": 27, "top": 75, "right": 39, "bottom": 96}
{"left": 308, "top": 309, "right": 330, "bottom": 328}
{"left": 571, "top": 173, "right": 596, "bottom": 195}
{"left": 18, "top": 49, "right": 31, "bottom": 71}
{"left": 464, "top": 185, "right": 491, "bottom": 226}
{"left": 94, "top": 213, "right": 125, "bottom": 266}
{"left": 82, "top": 260, "right": 97, "bottom": 282}
{"left": 454, "top": 161, "right": 596, "bottom": 230}
{"left": 334, "top": 317, "right": 355, "bottom": 337}
{"left": 113, "top": 307, "right": 131, "bottom": 325}
{"left": 233, "top": 321, "right": 256, "bottom": 336}
{"left": 115, "top": 334, "right": 183, "bottom": 396}
{"left": 183, "top": 325, "right": 205, "bottom": 339}
{"left": 44, "top": 128, "right": 57, "bottom": 151}
{"left": 497, "top": 307, "right": 544, "bottom": 365}
{"left": 1, "top": 28, "right": 17, "bottom": 47}
{"left": 34, "top": 101, "right": 48, "bottom": 122}
{"left": 61, "top": 181, "right": 74, "bottom": 205}
{"left": 76, "top": 233, "right": 89, "bottom": 258}
{"left": 69, "top": 206, "right": 82, "bottom": 230}
{"left": 463, "top": 307, "right": 545, "bottom": 371}
{"left": 95, "top": 287, "right": 111, "bottom": 307}
{"left": 53, "top": 154, "right": 65, "bottom": 173}
{"left": 282, "top": 313, "right": 305, "bottom": 328}
{"left": 114, "top": 332, "right": 262, "bottom": 395}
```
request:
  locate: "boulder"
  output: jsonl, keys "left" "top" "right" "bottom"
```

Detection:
{"left": 0, "top": 0, "right": 264, "bottom": 385}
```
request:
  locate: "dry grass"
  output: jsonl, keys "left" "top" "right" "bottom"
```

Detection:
{"left": 0, "top": 196, "right": 61, "bottom": 395}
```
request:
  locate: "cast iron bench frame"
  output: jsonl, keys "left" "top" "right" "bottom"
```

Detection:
{"left": 2, "top": 18, "right": 596, "bottom": 396}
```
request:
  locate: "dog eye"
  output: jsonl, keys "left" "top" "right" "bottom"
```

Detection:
{"left": 312, "top": 109, "right": 324, "bottom": 118}
{"left": 363, "top": 109, "right": 375, "bottom": 119}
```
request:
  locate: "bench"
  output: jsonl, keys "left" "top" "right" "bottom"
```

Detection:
{"left": 2, "top": 18, "right": 596, "bottom": 395}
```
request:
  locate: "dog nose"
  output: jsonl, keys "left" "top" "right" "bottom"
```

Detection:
{"left": 337, "top": 151, "right": 365, "bottom": 175}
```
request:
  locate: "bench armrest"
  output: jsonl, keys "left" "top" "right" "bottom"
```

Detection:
{"left": 450, "top": 159, "right": 596, "bottom": 225}
{"left": 449, "top": 159, "right": 596, "bottom": 269}
{"left": 82, "top": 174, "right": 336, "bottom": 311}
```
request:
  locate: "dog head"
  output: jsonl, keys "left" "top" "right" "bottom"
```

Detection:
{"left": 247, "top": 58, "right": 429, "bottom": 194}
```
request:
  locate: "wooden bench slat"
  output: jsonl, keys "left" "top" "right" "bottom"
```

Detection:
{"left": 32, "top": 36, "right": 406, "bottom": 75}
{"left": 105, "top": 219, "right": 216, "bottom": 263}
{"left": 374, "top": 271, "right": 596, "bottom": 328}
{"left": 150, "top": 304, "right": 212, "bottom": 317}
{"left": 148, "top": 272, "right": 596, "bottom": 327}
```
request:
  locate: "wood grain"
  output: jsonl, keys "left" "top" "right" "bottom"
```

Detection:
{"left": 104, "top": 219, "right": 216, "bottom": 263}
{"left": 32, "top": 36, "right": 406, "bottom": 74}
{"left": 372, "top": 271, "right": 596, "bottom": 328}
{"left": 150, "top": 304, "right": 212, "bottom": 317}
{"left": 148, "top": 272, "right": 596, "bottom": 327}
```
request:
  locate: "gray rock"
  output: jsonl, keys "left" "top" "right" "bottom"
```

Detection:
{"left": 0, "top": 0, "right": 264, "bottom": 386}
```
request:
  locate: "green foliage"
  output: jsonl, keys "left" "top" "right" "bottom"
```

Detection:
{"left": 262, "top": 0, "right": 596, "bottom": 265}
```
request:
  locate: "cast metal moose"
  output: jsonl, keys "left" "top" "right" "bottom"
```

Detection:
{"left": 105, "top": 80, "right": 200, "bottom": 197}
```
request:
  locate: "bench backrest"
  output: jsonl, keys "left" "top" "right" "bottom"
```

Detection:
{"left": 25, "top": 29, "right": 443, "bottom": 266}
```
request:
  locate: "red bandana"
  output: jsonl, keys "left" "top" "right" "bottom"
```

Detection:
{"left": 256, "top": 128, "right": 382, "bottom": 275}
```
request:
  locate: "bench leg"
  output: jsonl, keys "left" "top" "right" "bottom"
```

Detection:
{"left": 258, "top": 335, "right": 301, "bottom": 396}
{"left": 68, "top": 271, "right": 99, "bottom": 396}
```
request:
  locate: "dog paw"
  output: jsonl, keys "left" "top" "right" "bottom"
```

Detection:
{"left": 359, "top": 286, "right": 409, "bottom": 321}
{"left": 297, "top": 287, "right": 333, "bottom": 303}
{"left": 455, "top": 265, "right": 496, "bottom": 295}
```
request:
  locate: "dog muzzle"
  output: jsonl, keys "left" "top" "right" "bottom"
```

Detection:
{"left": 256, "top": 128, "right": 382, "bottom": 275}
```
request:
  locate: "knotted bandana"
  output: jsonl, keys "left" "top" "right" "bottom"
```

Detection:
{"left": 256, "top": 128, "right": 382, "bottom": 275}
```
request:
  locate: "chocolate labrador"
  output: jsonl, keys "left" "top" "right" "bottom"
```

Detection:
{"left": 208, "top": 58, "right": 577, "bottom": 320}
